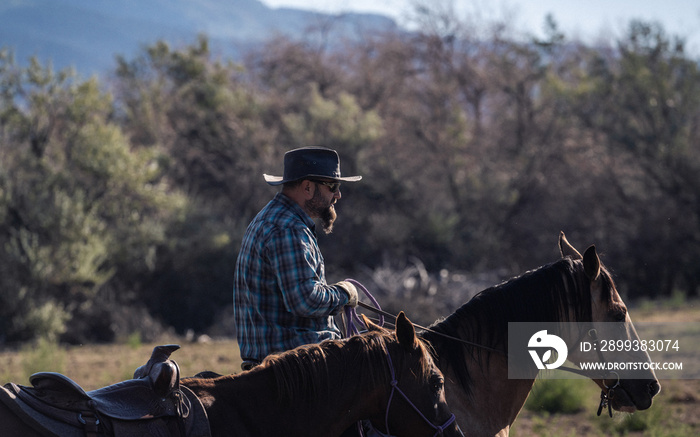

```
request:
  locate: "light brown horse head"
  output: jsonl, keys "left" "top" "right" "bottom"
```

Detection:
{"left": 559, "top": 232, "right": 661, "bottom": 412}
{"left": 422, "top": 232, "right": 663, "bottom": 436}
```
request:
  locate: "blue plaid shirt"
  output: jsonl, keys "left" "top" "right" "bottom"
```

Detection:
{"left": 233, "top": 193, "right": 350, "bottom": 361}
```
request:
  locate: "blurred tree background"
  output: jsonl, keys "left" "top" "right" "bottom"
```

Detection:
{"left": 1, "top": 7, "right": 699, "bottom": 344}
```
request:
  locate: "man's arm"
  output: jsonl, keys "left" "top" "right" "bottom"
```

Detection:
{"left": 268, "top": 226, "right": 352, "bottom": 316}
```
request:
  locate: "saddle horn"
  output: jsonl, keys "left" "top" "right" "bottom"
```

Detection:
{"left": 133, "top": 344, "right": 181, "bottom": 397}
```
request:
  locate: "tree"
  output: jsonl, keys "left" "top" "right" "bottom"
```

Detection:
{"left": 0, "top": 52, "right": 186, "bottom": 342}
{"left": 566, "top": 21, "right": 700, "bottom": 296}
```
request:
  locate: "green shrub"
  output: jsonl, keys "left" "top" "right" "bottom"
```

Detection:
{"left": 125, "top": 332, "right": 143, "bottom": 349}
{"left": 599, "top": 408, "right": 664, "bottom": 435}
{"left": 525, "top": 378, "right": 589, "bottom": 414}
{"left": 21, "top": 337, "right": 66, "bottom": 377}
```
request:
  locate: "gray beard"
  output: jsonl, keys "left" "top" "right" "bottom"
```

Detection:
{"left": 319, "top": 204, "right": 336, "bottom": 234}
{"left": 306, "top": 187, "right": 337, "bottom": 234}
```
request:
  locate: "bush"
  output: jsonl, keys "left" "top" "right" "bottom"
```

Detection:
{"left": 525, "top": 378, "right": 589, "bottom": 414}
{"left": 21, "top": 337, "right": 66, "bottom": 378}
{"left": 597, "top": 406, "right": 666, "bottom": 436}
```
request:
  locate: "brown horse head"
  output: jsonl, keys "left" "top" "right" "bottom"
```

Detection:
{"left": 361, "top": 311, "right": 462, "bottom": 436}
{"left": 421, "top": 232, "right": 661, "bottom": 436}
{"left": 560, "top": 232, "right": 661, "bottom": 412}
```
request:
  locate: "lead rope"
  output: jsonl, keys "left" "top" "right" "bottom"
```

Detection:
{"left": 343, "top": 278, "right": 384, "bottom": 337}
{"left": 341, "top": 279, "right": 383, "bottom": 437}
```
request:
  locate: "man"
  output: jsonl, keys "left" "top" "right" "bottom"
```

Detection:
{"left": 233, "top": 146, "right": 361, "bottom": 370}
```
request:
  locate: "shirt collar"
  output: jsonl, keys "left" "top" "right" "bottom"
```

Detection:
{"left": 274, "top": 192, "right": 316, "bottom": 234}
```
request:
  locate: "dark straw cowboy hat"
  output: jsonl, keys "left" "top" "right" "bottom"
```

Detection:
{"left": 263, "top": 146, "right": 362, "bottom": 186}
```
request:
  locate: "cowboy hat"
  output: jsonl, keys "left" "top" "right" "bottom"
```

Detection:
{"left": 263, "top": 146, "right": 362, "bottom": 185}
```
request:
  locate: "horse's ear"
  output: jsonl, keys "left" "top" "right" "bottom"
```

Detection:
{"left": 559, "top": 231, "right": 582, "bottom": 260}
{"left": 361, "top": 314, "right": 382, "bottom": 332}
{"left": 583, "top": 245, "right": 601, "bottom": 281}
{"left": 395, "top": 311, "right": 419, "bottom": 351}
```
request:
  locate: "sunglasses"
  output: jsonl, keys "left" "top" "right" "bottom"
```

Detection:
{"left": 310, "top": 179, "right": 341, "bottom": 193}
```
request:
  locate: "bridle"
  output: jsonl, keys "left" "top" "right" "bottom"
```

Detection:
{"left": 574, "top": 327, "right": 621, "bottom": 417}
{"left": 380, "top": 343, "right": 458, "bottom": 437}
{"left": 342, "top": 281, "right": 459, "bottom": 436}
{"left": 343, "top": 279, "right": 621, "bottom": 419}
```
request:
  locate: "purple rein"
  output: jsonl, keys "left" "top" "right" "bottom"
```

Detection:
{"left": 342, "top": 279, "right": 456, "bottom": 437}
{"left": 382, "top": 343, "right": 457, "bottom": 437}
{"left": 343, "top": 278, "right": 384, "bottom": 336}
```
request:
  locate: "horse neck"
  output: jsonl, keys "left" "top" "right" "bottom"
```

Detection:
{"left": 266, "top": 338, "right": 391, "bottom": 435}
{"left": 422, "top": 297, "right": 533, "bottom": 436}
{"left": 424, "top": 261, "right": 586, "bottom": 436}
{"left": 444, "top": 353, "right": 534, "bottom": 437}
{"left": 454, "top": 259, "right": 588, "bottom": 331}
{"left": 186, "top": 338, "right": 390, "bottom": 437}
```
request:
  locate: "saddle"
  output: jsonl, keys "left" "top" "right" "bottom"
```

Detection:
{"left": 0, "top": 344, "right": 211, "bottom": 437}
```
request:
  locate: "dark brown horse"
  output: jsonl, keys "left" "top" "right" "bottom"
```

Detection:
{"left": 1, "top": 313, "right": 462, "bottom": 437}
{"left": 181, "top": 312, "right": 463, "bottom": 437}
{"left": 0, "top": 401, "right": 48, "bottom": 437}
{"left": 420, "top": 232, "right": 661, "bottom": 436}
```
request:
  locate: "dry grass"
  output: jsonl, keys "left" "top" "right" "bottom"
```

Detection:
{"left": 0, "top": 337, "right": 243, "bottom": 390}
{"left": 0, "top": 299, "right": 697, "bottom": 436}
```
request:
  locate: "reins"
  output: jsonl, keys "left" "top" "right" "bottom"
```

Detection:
{"left": 344, "top": 279, "right": 504, "bottom": 355}
{"left": 342, "top": 279, "right": 457, "bottom": 436}
{"left": 343, "top": 278, "right": 621, "bottom": 418}
{"left": 343, "top": 279, "right": 384, "bottom": 337}
{"left": 365, "top": 301, "right": 507, "bottom": 355}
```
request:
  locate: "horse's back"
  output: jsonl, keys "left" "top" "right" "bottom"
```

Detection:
{"left": 0, "top": 385, "right": 58, "bottom": 437}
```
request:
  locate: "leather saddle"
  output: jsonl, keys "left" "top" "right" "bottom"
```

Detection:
{"left": 0, "top": 344, "right": 211, "bottom": 437}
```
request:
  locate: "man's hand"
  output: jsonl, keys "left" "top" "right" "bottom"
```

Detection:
{"left": 333, "top": 281, "right": 358, "bottom": 307}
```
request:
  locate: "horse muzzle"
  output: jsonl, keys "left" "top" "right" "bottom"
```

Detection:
{"left": 612, "top": 378, "right": 661, "bottom": 412}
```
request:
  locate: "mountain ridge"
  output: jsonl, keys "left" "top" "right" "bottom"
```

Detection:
{"left": 0, "top": 0, "right": 398, "bottom": 77}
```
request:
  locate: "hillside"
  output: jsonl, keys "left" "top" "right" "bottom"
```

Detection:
{"left": 0, "top": 0, "right": 398, "bottom": 77}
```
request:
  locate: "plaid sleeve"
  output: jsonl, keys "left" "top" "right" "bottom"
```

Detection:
{"left": 267, "top": 226, "right": 349, "bottom": 317}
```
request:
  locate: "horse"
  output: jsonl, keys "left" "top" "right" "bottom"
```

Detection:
{"left": 0, "top": 313, "right": 462, "bottom": 437}
{"left": 181, "top": 312, "right": 464, "bottom": 437}
{"left": 419, "top": 232, "right": 661, "bottom": 437}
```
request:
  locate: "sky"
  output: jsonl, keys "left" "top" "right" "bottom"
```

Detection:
{"left": 260, "top": 0, "right": 700, "bottom": 55}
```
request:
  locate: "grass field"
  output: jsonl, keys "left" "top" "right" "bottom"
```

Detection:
{"left": 1, "top": 299, "right": 698, "bottom": 436}
{"left": 0, "top": 336, "right": 243, "bottom": 390}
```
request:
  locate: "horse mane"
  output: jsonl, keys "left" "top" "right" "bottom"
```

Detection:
{"left": 424, "top": 256, "right": 616, "bottom": 395}
{"left": 259, "top": 328, "right": 433, "bottom": 402}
